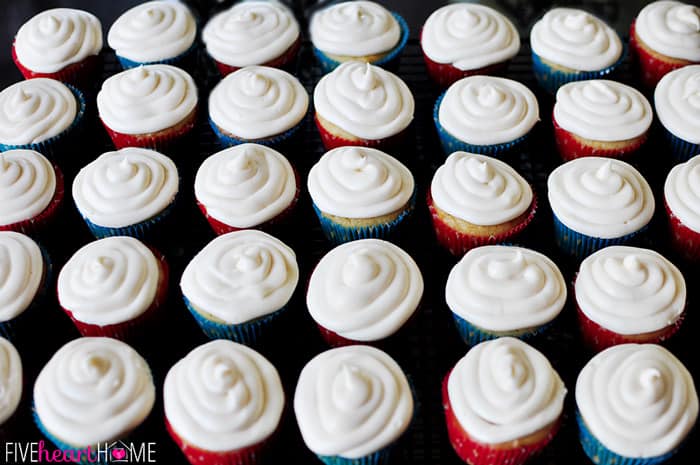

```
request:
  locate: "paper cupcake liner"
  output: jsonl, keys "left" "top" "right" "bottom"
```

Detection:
{"left": 317, "top": 448, "right": 393, "bottom": 465}
{"left": 209, "top": 116, "right": 304, "bottom": 149}
{"left": 450, "top": 312, "right": 552, "bottom": 346}
{"left": 12, "top": 42, "right": 101, "bottom": 88}
{"left": 553, "top": 214, "right": 648, "bottom": 261}
{"left": 314, "top": 113, "right": 408, "bottom": 151}
{"left": 661, "top": 126, "right": 700, "bottom": 165}
{"left": 629, "top": 21, "right": 692, "bottom": 89}
{"left": 117, "top": 41, "right": 199, "bottom": 70}
{"left": 102, "top": 109, "right": 197, "bottom": 151}
{"left": 665, "top": 201, "right": 700, "bottom": 262}
{"left": 214, "top": 37, "right": 301, "bottom": 77}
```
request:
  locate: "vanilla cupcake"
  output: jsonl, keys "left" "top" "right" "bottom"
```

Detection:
{"left": 655, "top": 65, "right": 700, "bottom": 163}
{"left": 0, "top": 337, "right": 22, "bottom": 435}
{"left": 665, "top": 154, "right": 700, "bottom": 260}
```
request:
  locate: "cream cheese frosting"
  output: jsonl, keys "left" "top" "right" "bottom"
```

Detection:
{"left": 0, "top": 337, "right": 22, "bottom": 425}
{"left": 438, "top": 76, "right": 539, "bottom": 146}
{"left": 294, "top": 345, "right": 413, "bottom": 459}
{"left": 576, "top": 344, "right": 698, "bottom": 457}
{"left": 654, "top": 65, "right": 700, "bottom": 144}
{"left": 547, "top": 157, "right": 655, "bottom": 239}
{"left": 164, "top": 340, "right": 284, "bottom": 451}
{"left": 314, "top": 61, "right": 414, "bottom": 140}
{"left": 180, "top": 230, "right": 298, "bottom": 324}
{"left": 195, "top": 144, "right": 297, "bottom": 228}
{"left": 530, "top": 8, "right": 623, "bottom": 71}
{"left": 0, "top": 232, "right": 43, "bottom": 322}
{"left": 307, "top": 146, "right": 414, "bottom": 219}
{"left": 208, "top": 66, "right": 308, "bottom": 140}
{"left": 307, "top": 239, "right": 423, "bottom": 341}
{"left": 635, "top": 1, "right": 700, "bottom": 62}
{"left": 665, "top": 154, "right": 700, "bottom": 231}
{"left": 421, "top": 4, "right": 520, "bottom": 70}
{"left": 0, "top": 150, "right": 56, "bottom": 226}
{"left": 448, "top": 337, "right": 566, "bottom": 443}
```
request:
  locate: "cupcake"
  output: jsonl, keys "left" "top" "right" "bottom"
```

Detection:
{"left": 547, "top": 157, "right": 655, "bottom": 259}
{"left": 0, "top": 337, "right": 21, "bottom": 438}
{"left": 576, "top": 344, "right": 698, "bottom": 465}
{"left": 530, "top": 8, "right": 624, "bottom": 94}
{"left": 0, "top": 149, "right": 63, "bottom": 235}
{"left": 307, "top": 146, "right": 415, "bottom": 244}
{"left": 307, "top": 239, "right": 423, "bottom": 347}
{"left": 630, "top": 1, "right": 700, "bottom": 89}
{"left": 665, "top": 155, "right": 700, "bottom": 260}
{"left": 309, "top": 1, "right": 408, "bottom": 73}
{"left": 180, "top": 230, "right": 299, "bottom": 344}
{"left": 428, "top": 152, "right": 536, "bottom": 256}
{"left": 445, "top": 245, "right": 566, "bottom": 345}
{"left": 202, "top": 1, "right": 300, "bottom": 76}
{"left": 208, "top": 66, "right": 308, "bottom": 147}
{"left": 57, "top": 236, "right": 169, "bottom": 340}
{"left": 420, "top": 4, "right": 520, "bottom": 87}
{"left": 313, "top": 61, "right": 414, "bottom": 150}
{"left": 654, "top": 65, "right": 700, "bottom": 163}
{"left": 164, "top": 340, "right": 284, "bottom": 465}
{"left": 72, "top": 147, "right": 179, "bottom": 239}
{"left": 12, "top": 8, "right": 102, "bottom": 86}
{"left": 294, "top": 345, "right": 414, "bottom": 465}
{"left": 443, "top": 337, "right": 566, "bottom": 465}
{"left": 434, "top": 76, "right": 539, "bottom": 156}
{"left": 195, "top": 144, "right": 299, "bottom": 235}
{"left": 553, "top": 80, "right": 653, "bottom": 161}
{"left": 108, "top": 1, "right": 198, "bottom": 70}
{"left": 96, "top": 65, "right": 198, "bottom": 151}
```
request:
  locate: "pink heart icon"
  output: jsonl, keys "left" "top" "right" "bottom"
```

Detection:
{"left": 111, "top": 448, "right": 126, "bottom": 460}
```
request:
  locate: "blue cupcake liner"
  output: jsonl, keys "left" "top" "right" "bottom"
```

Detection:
{"left": 450, "top": 312, "right": 552, "bottom": 346}
{"left": 209, "top": 116, "right": 304, "bottom": 149}
{"left": 553, "top": 214, "right": 648, "bottom": 261}
{"left": 318, "top": 448, "right": 393, "bottom": 465}
{"left": 116, "top": 40, "right": 199, "bottom": 70}
{"left": 661, "top": 126, "right": 700, "bottom": 165}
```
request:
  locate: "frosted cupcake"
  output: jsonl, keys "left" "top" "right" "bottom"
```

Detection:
{"left": 654, "top": 65, "right": 700, "bottom": 163}
{"left": 421, "top": 4, "right": 520, "bottom": 87}
{"left": 665, "top": 155, "right": 700, "bottom": 260}
{"left": 0, "top": 337, "right": 22, "bottom": 436}
{"left": 444, "top": 338, "right": 566, "bottom": 465}
{"left": 434, "top": 76, "right": 539, "bottom": 156}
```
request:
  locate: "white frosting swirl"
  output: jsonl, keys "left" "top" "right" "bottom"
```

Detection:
{"left": 164, "top": 340, "right": 284, "bottom": 451}
{"left": 307, "top": 239, "right": 423, "bottom": 341}
{"left": 421, "top": 4, "right": 520, "bottom": 70}
{"left": 636, "top": 1, "right": 700, "bottom": 62}
{"left": 203, "top": 1, "right": 300, "bottom": 67}
{"left": 314, "top": 61, "right": 414, "bottom": 140}
{"left": 431, "top": 152, "right": 533, "bottom": 226}
{"left": 0, "top": 150, "right": 56, "bottom": 225}
{"left": 446, "top": 246, "right": 566, "bottom": 332}
{"left": 108, "top": 1, "right": 196, "bottom": 63}
{"left": 0, "top": 232, "right": 43, "bottom": 322}
{"left": 57, "top": 237, "right": 161, "bottom": 326}
{"left": 14, "top": 8, "right": 102, "bottom": 74}
{"left": 195, "top": 144, "right": 297, "bottom": 228}
{"left": 654, "top": 65, "right": 700, "bottom": 144}
{"left": 310, "top": 1, "right": 400, "bottom": 56}
{"left": 180, "top": 230, "right": 298, "bottom": 324}
{"left": 97, "top": 64, "right": 197, "bottom": 135}
{"left": 576, "top": 246, "right": 685, "bottom": 335}
{"left": 0, "top": 337, "right": 22, "bottom": 425}
{"left": 547, "top": 157, "right": 655, "bottom": 239}
{"left": 665, "top": 154, "right": 700, "bottom": 231}
{"left": 307, "top": 146, "right": 414, "bottom": 219}
{"left": 208, "top": 66, "right": 308, "bottom": 140}
{"left": 438, "top": 76, "right": 539, "bottom": 145}
{"left": 448, "top": 337, "right": 566, "bottom": 443}
{"left": 0, "top": 78, "right": 77, "bottom": 145}
{"left": 294, "top": 345, "right": 413, "bottom": 458}
{"left": 530, "top": 8, "right": 623, "bottom": 71}
{"left": 576, "top": 344, "right": 698, "bottom": 457}
{"left": 554, "top": 80, "right": 653, "bottom": 141}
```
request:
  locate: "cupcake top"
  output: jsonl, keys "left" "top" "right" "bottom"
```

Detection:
{"left": 438, "top": 76, "right": 539, "bottom": 146}
{"left": 108, "top": 1, "right": 197, "bottom": 63}
{"left": 0, "top": 149, "right": 56, "bottom": 226}
{"left": 576, "top": 344, "right": 698, "bottom": 457}
{"left": 57, "top": 236, "right": 161, "bottom": 326}
{"left": 202, "top": 1, "right": 300, "bottom": 68}
{"left": 294, "top": 345, "right": 413, "bottom": 458}
{"left": 307, "top": 239, "right": 423, "bottom": 341}
{"left": 307, "top": 146, "right": 414, "bottom": 219}
{"left": 655, "top": 65, "right": 700, "bottom": 144}
{"left": 314, "top": 61, "right": 414, "bottom": 140}
{"left": 164, "top": 340, "right": 284, "bottom": 452}
{"left": 635, "top": 1, "right": 700, "bottom": 62}
{"left": 180, "top": 230, "right": 298, "bottom": 324}
{"left": 576, "top": 246, "right": 685, "bottom": 335}
{"left": 530, "top": 8, "right": 623, "bottom": 71}
{"left": 547, "top": 157, "right": 655, "bottom": 239}
{"left": 195, "top": 144, "right": 297, "bottom": 228}
{"left": 447, "top": 337, "right": 566, "bottom": 443}
{"left": 431, "top": 152, "right": 533, "bottom": 226}
{"left": 208, "top": 66, "right": 308, "bottom": 140}
{"left": 14, "top": 8, "right": 102, "bottom": 74}
{"left": 0, "top": 78, "right": 78, "bottom": 146}
{"left": 72, "top": 147, "right": 178, "bottom": 228}
{"left": 446, "top": 245, "right": 566, "bottom": 332}
{"left": 97, "top": 64, "right": 197, "bottom": 135}
{"left": 554, "top": 80, "right": 653, "bottom": 142}
{"left": 665, "top": 154, "right": 700, "bottom": 231}
{"left": 421, "top": 4, "right": 520, "bottom": 71}
{"left": 310, "top": 1, "right": 400, "bottom": 57}
{"left": 0, "top": 231, "right": 44, "bottom": 323}
{"left": 0, "top": 337, "right": 22, "bottom": 425}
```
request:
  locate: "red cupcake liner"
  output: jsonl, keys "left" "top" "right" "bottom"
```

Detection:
{"left": 314, "top": 113, "right": 408, "bottom": 151}
{"left": 665, "top": 200, "right": 700, "bottom": 262}
{"left": 101, "top": 109, "right": 197, "bottom": 151}
{"left": 12, "top": 42, "right": 101, "bottom": 88}
{"left": 629, "top": 21, "right": 694, "bottom": 89}
{"left": 214, "top": 38, "right": 301, "bottom": 77}
{"left": 317, "top": 323, "right": 361, "bottom": 347}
